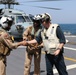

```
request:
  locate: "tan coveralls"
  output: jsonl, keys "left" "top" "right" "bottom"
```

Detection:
{"left": 23, "top": 26, "right": 42, "bottom": 75}
{"left": 0, "top": 28, "right": 20, "bottom": 75}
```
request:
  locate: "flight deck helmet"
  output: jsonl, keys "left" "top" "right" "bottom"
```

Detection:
{"left": 0, "top": 16, "right": 13, "bottom": 30}
{"left": 32, "top": 14, "right": 42, "bottom": 27}
{"left": 41, "top": 13, "right": 51, "bottom": 23}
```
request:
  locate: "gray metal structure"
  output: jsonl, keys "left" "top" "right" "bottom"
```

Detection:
{"left": 0, "top": 0, "right": 62, "bottom": 39}
{"left": 0, "top": 0, "right": 33, "bottom": 39}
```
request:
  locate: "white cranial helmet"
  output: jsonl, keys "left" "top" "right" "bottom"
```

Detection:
{"left": 41, "top": 13, "right": 52, "bottom": 21}
{"left": 0, "top": 16, "right": 13, "bottom": 28}
{"left": 33, "top": 14, "right": 42, "bottom": 21}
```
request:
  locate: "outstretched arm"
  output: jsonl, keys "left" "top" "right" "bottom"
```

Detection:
{"left": 21, "top": 39, "right": 37, "bottom": 46}
{"left": 0, "top": 32, "right": 24, "bottom": 49}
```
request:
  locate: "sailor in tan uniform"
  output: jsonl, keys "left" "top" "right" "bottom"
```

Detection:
{"left": 21, "top": 13, "right": 68, "bottom": 75}
{"left": 0, "top": 16, "right": 24, "bottom": 75}
{"left": 23, "top": 14, "right": 42, "bottom": 75}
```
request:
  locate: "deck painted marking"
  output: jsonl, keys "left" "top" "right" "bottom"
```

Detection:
{"left": 64, "top": 57, "right": 76, "bottom": 62}
{"left": 18, "top": 46, "right": 76, "bottom": 51}
{"left": 42, "top": 50, "right": 76, "bottom": 62}
{"left": 64, "top": 46, "right": 76, "bottom": 51}
{"left": 65, "top": 35, "right": 76, "bottom": 37}
{"left": 54, "top": 64, "right": 76, "bottom": 74}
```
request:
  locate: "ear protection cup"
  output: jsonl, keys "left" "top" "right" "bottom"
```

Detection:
{"left": 0, "top": 16, "right": 13, "bottom": 29}
{"left": 2, "top": 23, "right": 8, "bottom": 28}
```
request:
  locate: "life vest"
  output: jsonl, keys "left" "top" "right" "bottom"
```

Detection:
{"left": 41, "top": 24, "right": 60, "bottom": 54}
{"left": 0, "top": 28, "right": 12, "bottom": 56}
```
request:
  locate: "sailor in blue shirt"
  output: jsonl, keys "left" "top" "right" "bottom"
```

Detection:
{"left": 22, "top": 13, "right": 68, "bottom": 75}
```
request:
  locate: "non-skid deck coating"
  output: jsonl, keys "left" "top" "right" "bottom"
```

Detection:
{"left": 6, "top": 35, "right": 76, "bottom": 75}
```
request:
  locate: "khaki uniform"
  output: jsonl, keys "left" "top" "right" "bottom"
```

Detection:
{"left": 0, "top": 28, "right": 19, "bottom": 75}
{"left": 23, "top": 26, "right": 42, "bottom": 75}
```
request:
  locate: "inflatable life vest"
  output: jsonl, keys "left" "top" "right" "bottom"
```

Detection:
{"left": 41, "top": 24, "right": 60, "bottom": 54}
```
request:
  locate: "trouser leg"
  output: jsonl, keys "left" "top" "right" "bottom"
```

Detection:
{"left": 0, "top": 60, "right": 6, "bottom": 75}
{"left": 45, "top": 54, "right": 54, "bottom": 75}
{"left": 54, "top": 54, "right": 68, "bottom": 75}
{"left": 24, "top": 51, "right": 33, "bottom": 75}
{"left": 34, "top": 50, "right": 41, "bottom": 75}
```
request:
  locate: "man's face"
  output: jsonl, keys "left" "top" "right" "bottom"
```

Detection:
{"left": 5, "top": 21, "right": 13, "bottom": 31}
{"left": 33, "top": 20, "right": 40, "bottom": 28}
{"left": 42, "top": 21, "right": 47, "bottom": 28}
{"left": 41, "top": 19, "right": 50, "bottom": 29}
{"left": 5, "top": 25, "right": 11, "bottom": 31}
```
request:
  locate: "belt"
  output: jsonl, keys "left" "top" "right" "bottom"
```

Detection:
{"left": 45, "top": 51, "right": 54, "bottom": 55}
{"left": 45, "top": 51, "right": 50, "bottom": 54}
{"left": 0, "top": 53, "right": 5, "bottom": 56}
{"left": 0, "top": 54, "right": 5, "bottom": 60}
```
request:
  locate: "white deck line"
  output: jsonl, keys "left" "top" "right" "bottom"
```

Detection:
{"left": 64, "top": 47, "right": 76, "bottom": 51}
{"left": 54, "top": 64, "right": 76, "bottom": 74}
{"left": 18, "top": 46, "right": 76, "bottom": 51}
{"left": 65, "top": 35, "right": 76, "bottom": 37}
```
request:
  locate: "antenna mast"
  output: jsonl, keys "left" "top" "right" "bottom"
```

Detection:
{"left": 0, "top": 0, "right": 19, "bottom": 9}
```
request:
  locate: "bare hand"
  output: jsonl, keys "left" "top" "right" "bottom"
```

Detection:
{"left": 36, "top": 45, "right": 43, "bottom": 49}
{"left": 19, "top": 41, "right": 28, "bottom": 46}
{"left": 54, "top": 49, "right": 60, "bottom": 56}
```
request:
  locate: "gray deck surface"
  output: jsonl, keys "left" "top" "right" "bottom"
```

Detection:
{"left": 6, "top": 35, "right": 76, "bottom": 75}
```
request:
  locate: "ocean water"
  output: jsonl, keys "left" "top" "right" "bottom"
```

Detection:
{"left": 59, "top": 24, "right": 76, "bottom": 35}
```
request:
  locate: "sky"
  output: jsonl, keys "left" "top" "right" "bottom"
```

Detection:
{"left": 0, "top": 0, "right": 76, "bottom": 24}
